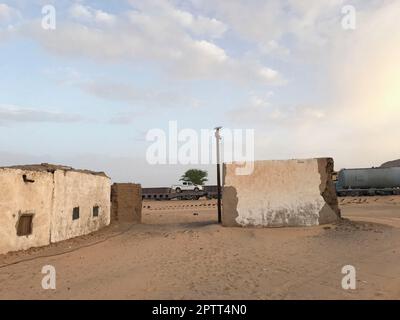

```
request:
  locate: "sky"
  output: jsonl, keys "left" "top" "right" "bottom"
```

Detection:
{"left": 0, "top": 0, "right": 399, "bottom": 186}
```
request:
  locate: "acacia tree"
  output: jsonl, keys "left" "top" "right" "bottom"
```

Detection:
{"left": 180, "top": 169, "right": 208, "bottom": 185}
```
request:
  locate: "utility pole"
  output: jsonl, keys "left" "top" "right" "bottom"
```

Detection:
{"left": 214, "top": 126, "right": 222, "bottom": 224}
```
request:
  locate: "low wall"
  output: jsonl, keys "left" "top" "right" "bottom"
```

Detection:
{"left": 111, "top": 183, "right": 142, "bottom": 223}
{"left": 222, "top": 158, "right": 340, "bottom": 227}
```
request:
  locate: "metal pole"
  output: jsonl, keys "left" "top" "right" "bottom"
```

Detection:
{"left": 215, "top": 127, "right": 222, "bottom": 224}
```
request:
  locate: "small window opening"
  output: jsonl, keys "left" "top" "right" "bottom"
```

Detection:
{"left": 17, "top": 214, "right": 33, "bottom": 236}
{"left": 72, "top": 207, "right": 80, "bottom": 220}
{"left": 93, "top": 206, "right": 100, "bottom": 217}
{"left": 22, "top": 174, "right": 35, "bottom": 183}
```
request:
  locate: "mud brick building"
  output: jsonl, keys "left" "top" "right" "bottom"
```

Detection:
{"left": 0, "top": 164, "right": 111, "bottom": 255}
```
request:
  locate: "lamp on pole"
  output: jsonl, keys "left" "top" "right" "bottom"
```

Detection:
{"left": 214, "top": 126, "right": 222, "bottom": 224}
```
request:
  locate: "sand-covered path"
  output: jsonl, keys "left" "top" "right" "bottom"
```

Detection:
{"left": 1, "top": 198, "right": 399, "bottom": 299}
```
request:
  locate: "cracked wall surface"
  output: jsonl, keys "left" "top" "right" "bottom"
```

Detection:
{"left": 222, "top": 158, "right": 341, "bottom": 227}
{"left": 0, "top": 166, "right": 111, "bottom": 255}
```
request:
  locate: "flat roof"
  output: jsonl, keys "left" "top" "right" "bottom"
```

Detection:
{"left": 0, "top": 163, "right": 109, "bottom": 178}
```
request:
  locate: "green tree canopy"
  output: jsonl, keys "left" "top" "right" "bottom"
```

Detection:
{"left": 180, "top": 169, "right": 208, "bottom": 185}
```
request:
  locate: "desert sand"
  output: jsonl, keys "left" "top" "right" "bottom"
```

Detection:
{"left": 0, "top": 197, "right": 399, "bottom": 299}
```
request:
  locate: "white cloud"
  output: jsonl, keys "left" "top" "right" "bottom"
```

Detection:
{"left": 132, "top": 0, "right": 227, "bottom": 38}
{"left": 94, "top": 10, "right": 116, "bottom": 25}
{"left": 16, "top": 1, "right": 280, "bottom": 86}
{"left": 190, "top": 0, "right": 345, "bottom": 60}
{"left": 0, "top": 104, "right": 84, "bottom": 124}
{"left": 189, "top": 16, "right": 227, "bottom": 39}
{"left": 4, "top": 0, "right": 400, "bottom": 173}
{"left": 193, "top": 40, "right": 227, "bottom": 62}
{"left": 41, "top": 66, "right": 201, "bottom": 109}
{"left": 258, "top": 40, "right": 290, "bottom": 56}
{"left": 69, "top": 4, "right": 92, "bottom": 20}
{"left": 108, "top": 111, "right": 143, "bottom": 125}
{"left": 79, "top": 80, "right": 200, "bottom": 108}
{"left": 0, "top": 3, "right": 17, "bottom": 21}
{"left": 69, "top": 3, "right": 115, "bottom": 25}
{"left": 228, "top": 93, "right": 325, "bottom": 125}
{"left": 217, "top": 0, "right": 400, "bottom": 168}
{"left": 0, "top": 3, "right": 21, "bottom": 35}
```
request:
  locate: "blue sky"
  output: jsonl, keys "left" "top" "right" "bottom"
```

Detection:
{"left": 0, "top": 0, "right": 399, "bottom": 186}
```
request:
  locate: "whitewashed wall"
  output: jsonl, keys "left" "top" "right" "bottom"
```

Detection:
{"left": 51, "top": 170, "right": 110, "bottom": 243}
{"left": 222, "top": 158, "right": 340, "bottom": 227}
{"left": 0, "top": 169, "right": 53, "bottom": 254}
{"left": 0, "top": 168, "right": 111, "bottom": 255}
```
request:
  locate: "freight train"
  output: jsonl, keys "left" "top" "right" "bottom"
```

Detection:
{"left": 142, "top": 185, "right": 219, "bottom": 201}
{"left": 336, "top": 167, "right": 400, "bottom": 196}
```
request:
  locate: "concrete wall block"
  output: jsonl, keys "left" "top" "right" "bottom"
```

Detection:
{"left": 222, "top": 158, "right": 341, "bottom": 227}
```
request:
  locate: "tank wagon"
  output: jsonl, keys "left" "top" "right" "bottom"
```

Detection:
{"left": 336, "top": 167, "right": 400, "bottom": 196}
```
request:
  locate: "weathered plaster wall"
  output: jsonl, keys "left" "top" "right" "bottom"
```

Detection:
{"left": 0, "top": 166, "right": 111, "bottom": 255}
{"left": 51, "top": 171, "right": 111, "bottom": 243}
{"left": 111, "top": 183, "right": 142, "bottom": 223}
{"left": 0, "top": 169, "right": 53, "bottom": 254}
{"left": 222, "top": 158, "right": 340, "bottom": 227}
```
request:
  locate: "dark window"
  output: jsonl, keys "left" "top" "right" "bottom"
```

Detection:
{"left": 93, "top": 206, "right": 99, "bottom": 217}
{"left": 17, "top": 214, "right": 33, "bottom": 236}
{"left": 22, "top": 174, "right": 35, "bottom": 183}
{"left": 72, "top": 207, "right": 80, "bottom": 220}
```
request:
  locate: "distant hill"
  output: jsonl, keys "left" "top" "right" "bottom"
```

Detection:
{"left": 381, "top": 159, "right": 400, "bottom": 168}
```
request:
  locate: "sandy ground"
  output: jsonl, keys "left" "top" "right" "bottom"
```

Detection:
{"left": 0, "top": 197, "right": 399, "bottom": 300}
